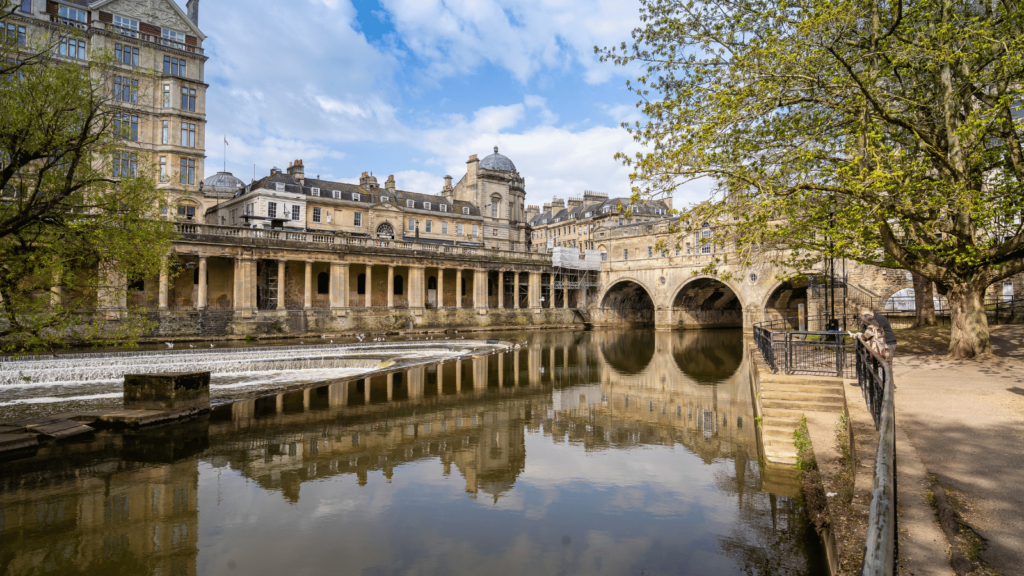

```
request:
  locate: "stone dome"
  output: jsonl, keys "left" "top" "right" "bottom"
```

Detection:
{"left": 203, "top": 171, "right": 245, "bottom": 194}
{"left": 479, "top": 146, "right": 517, "bottom": 172}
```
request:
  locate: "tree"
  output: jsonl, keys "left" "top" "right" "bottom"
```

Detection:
{"left": 0, "top": 2, "right": 174, "bottom": 354}
{"left": 601, "top": 0, "right": 1024, "bottom": 358}
{"left": 912, "top": 273, "right": 936, "bottom": 327}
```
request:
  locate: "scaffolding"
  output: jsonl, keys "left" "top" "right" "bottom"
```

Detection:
{"left": 551, "top": 248, "right": 600, "bottom": 290}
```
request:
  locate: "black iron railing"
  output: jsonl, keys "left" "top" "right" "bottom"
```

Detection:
{"left": 856, "top": 339, "right": 897, "bottom": 576}
{"left": 753, "top": 315, "right": 855, "bottom": 377}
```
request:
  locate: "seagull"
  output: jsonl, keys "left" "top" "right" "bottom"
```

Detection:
{"left": 300, "top": 341, "right": 304, "bottom": 344}
{"left": 210, "top": 344, "right": 215, "bottom": 348}
{"left": 330, "top": 340, "right": 334, "bottom": 343}
{"left": 165, "top": 342, "right": 174, "bottom": 348}
{"left": 189, "top": 344, "right": 195, "bottom": 348}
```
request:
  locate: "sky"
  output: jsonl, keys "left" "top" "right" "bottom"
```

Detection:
{"left": 183, "top": 0, "right": 710, "bottom": 208}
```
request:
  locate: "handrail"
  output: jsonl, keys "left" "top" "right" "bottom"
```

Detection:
{"left": 174, "top": 223, "right": 553, "bottom": 264}
{"left": 856, "top": 339, "right": 897, "bottom": 576}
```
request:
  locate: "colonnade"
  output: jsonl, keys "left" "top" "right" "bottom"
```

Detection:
{"left": 152, "top": 256, "right": 584, "bottom": 313}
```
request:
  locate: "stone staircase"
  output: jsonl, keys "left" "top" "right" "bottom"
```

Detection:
{"left": 758, "top": 374, "right": 846, "bottom": 465}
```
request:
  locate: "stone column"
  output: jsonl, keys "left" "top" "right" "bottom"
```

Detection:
{"left": 304, "top": 261, "right": 313, "bottom": 310}
{"left": 277, "top": 260, "right": 286, "bottom": 310}
{"left": 196, "top": 257, "right": 208, "bottom": 310}
{"left": 437, "top": 364, "right": 444, "bottom": 395}
{"left": 455, "top": 360, "right": 462, "bottom": 393}
{"left": 159, "top": 263, "right": 169, "bottom": 310}
{"left": 528, "top": 273, "right": 540, "bottom": 309}
{"left": 563, "top": 276, "right": 569, "bottom": 309}
{"left": 498, "top": 353, "right": 504, "bottom": 387}
{"left": 474, "top": 269, "right": 487, "bottom": 310}
{"left": 497, "top": 271, "right": 505, "bottom": 309}
{"left": 410, "top": 267, "right": 425, "bottom": 309}
{"left": 364, "top": 378, "right": 370, "bottom": 403}
{"left": 330, "top": 262, "right": 346, "bottom": 311}
{"left": 387, "top": 373, "right": 394, "bottom": 401}
{"left": 437, "top": 268, "right": 444, "bottom": 309}
{"left": 455, "top": 269, "right": 463, "bottom": 308}
{"left": 513, "top": 272, "right": 520, "bottom": 309}
{"left": 364, "top": 265, "right": 372, "bottom": 308}
{"left": 514, "top": 351, "right": 520, "bottom": 386}
{"left": 387, "top": 265, "right": 395, "bottom": 308}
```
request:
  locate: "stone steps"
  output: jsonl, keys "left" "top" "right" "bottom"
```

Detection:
{"left": 762, "top": 397, "right": 843, "bottom": 412}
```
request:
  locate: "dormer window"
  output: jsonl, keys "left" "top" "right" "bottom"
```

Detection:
{"left": 407, "top": 200, "right": 415, "bottom": 208}
{"left": 380, "top": 196, "right": 388, "bottom": 202}
{"left": 112, "top": 14, "right": 139, "bottom": 37}
{"left": 440, "top": 204, "right": 447, "bottom": 213}
{"left": 59, "top": 5, "right": 87, "bottom": 23}
{"left": 462, "top": 207, "right": 469, "bottom": 215}
{"left": 311, "top": 187, "right": 320, "bottom": 196}
{"left": 275, "top": 183, "right": 284, "bottom": 192}
{"left": 352, "top": 192, "right": 360, "bottom": 201}
{"left": 161, "top": 28, "right": 185, "bottom": 45}
{"left": 424, "top": 202, "right": 431, "bottom": 211}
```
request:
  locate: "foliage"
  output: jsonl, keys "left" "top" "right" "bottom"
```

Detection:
{"left": 601, "top": 0, "right": 1024, "bottom": 358}
{"left": 0, "top": 2, "right": 174, "bottom": 354}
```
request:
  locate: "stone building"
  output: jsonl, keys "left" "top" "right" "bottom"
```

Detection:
{"left": 11, "top": 0, "right": 214, "bottom": 215}
{"left": 526, "top": 192, "right": 671, "bottom": 254}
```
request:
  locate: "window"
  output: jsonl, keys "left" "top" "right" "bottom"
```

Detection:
{"left": 379, "top": 195, "right": 388, "bottom": 202}
{"left": 114, "top": 44, "right": 138, "bottom": 66}
{"left": 159, "top": 156, "right": 167, "bottom": 182}
{"left": 114, "top": 114, "right": 138, "bottom": 141}
{"left": 352, "top": 193, "right": 360, "bottom": 201}
{"left": 493, "top": 228, "right": 498, "bottom": 236}
{"left": 161, "top": 120, "right": 168, "bottom": 144}
{"left": 701, "top": 224, "right": 711, "bottom": 238}
{"left": 180, "top": 87, "right": 196, "bottom": 112}
{"left": 177, "top": 205, "right": 196, "bottom": 219}
{"left": 408, "top": 217, "right": 415, "bottom": 231}
{"left": 267, "top": 202, "right": 277, "bottom": 218}
{"left": 19, "top": 0, "right": 30, "bottom": 13}
{"left": 59, "top": 5, "right": 87, "bottom": 24}
{"left": 179, "top": 158, "right": 195, "bottom": 185}
{"left": 113, "top": 15, "right": 139, "bottom": 36}
{"left": 701, "top": 243, "right": 711, "bottom": 254}
{"left": 112, "top": 151, "right": 136, "bottom": 177}
{"left": 623, "top": 249, "right": 629, "bottom": 260}
{"left": 163, "top": 84, "right": 170, "bottom": 108}
{"left": 59, "top": 37, "right": 86, "bottom": 59}
{"left": 6, "top": 23, "right": 26, "bottom": 46}
{"left": 457, "top": 223, "right": 464, "bottom": 236}
{"left": 462, "top": 207, "right": 469, "bottom": 215}
{"left": 407, "top": 199, "right": 414, "bottom": 208}
{"left": 311, "top": 187, "right": 320, "bottom": 197}
{"left": 424, "top": 202, "right": 431, "bottom": 211}
{"left": 163, "top": 56, "right": 187, "bottom": 77}
{"left": 675, "top": 247, "right": 680, "bottom": 256}
{"left": 472, "top": 225, "right": 478, "bottom": 237}
{"left": 600, "top": 252, "right": 607, "bottom": 262}
{"left": 161, "top": 28, "right": 185, "bottom": 44}
{"left": 312, "top": 207, "right": 321, "bottom": 223}
{"left": 440, "top": 204, "right": 447, "bottom": 213}
{"left": 180, "top": 123, "right": 196, "bottom": 148}
{"left": 491, "top": 203, "right": 498, "bottom": 218}
{"left": 442, "top": 222, "right": 448, "bottom": 235}
{"left": 114, "top": 76, "right": 137, "bottom": 102}
{"left": 291, "top": 205, "right": 300, "bottom": 221}
{"left": 648, "top": 246, "right": 653, "bottom": 258}
{"left": 425, "top": 220, "right": 432, "bottom": 233}
{"left": 686, "top": 242, "right": 691, "bottom": 255}
{"left": 353, "top": 212, "right": 362, "bottom": 226}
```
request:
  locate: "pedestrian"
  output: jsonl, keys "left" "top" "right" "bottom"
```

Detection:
{"left": 858, "top": 307, "right": 897, "bottom": 360}
{"left": 854, "top": 310, "right": 889, "bottom": 359}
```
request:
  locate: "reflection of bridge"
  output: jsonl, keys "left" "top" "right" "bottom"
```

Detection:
{"left": 0, "top": 329, "right": 770, "bottom": 575}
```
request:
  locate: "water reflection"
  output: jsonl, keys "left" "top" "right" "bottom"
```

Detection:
{"left": 0, "top": 330, "right": 824, "bottom": 576}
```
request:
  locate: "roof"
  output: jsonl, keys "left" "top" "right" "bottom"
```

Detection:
{"left": 90, "top": 0, "right": 206, "bottom": 41}
{"left": 203, "top": 171, "right": 245, "bottom": 193}
{"left": 479, "top": 146, "right": 516, "bottom": 172}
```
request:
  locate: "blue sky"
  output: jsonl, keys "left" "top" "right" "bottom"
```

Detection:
{"left": 184, "top": 0, "right": 708, "bottom": 208}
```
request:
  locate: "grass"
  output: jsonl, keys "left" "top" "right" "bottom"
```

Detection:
{"left": 892, "top": 325, "right": 951, "bottom": 355}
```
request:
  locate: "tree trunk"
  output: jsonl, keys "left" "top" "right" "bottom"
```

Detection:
{"left": 947, "top": 284, "right": 992, "bottom": 358}
{"left": 912, "top": 273, "right": 936, "bottom": 328}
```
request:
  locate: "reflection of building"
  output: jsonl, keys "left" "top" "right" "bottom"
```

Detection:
{"left": 0, "top": 442, "right": 200, "bottom": 576}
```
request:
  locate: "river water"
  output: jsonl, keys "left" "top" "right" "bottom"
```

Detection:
{"left": 0, "top": 329, "right": 826, "bottom": 575}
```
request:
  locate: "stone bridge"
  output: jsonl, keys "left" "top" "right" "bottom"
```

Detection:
{"left": 590, "top": 257, "right": 817, "bottom": 332}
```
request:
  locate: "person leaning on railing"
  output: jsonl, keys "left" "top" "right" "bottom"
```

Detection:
{"left": 857, "top": 308, "right": 897, "bottom": 360}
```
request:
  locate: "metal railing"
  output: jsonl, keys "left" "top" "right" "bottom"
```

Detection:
{"left": 754, "top": 314, "right": 857, "bottom": 377}
{"left": 856, "top": 339, "right": 897, "bottom": 576}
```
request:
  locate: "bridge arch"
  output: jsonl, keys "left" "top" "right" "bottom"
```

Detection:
{"left": 671, "top": 330, "right": 744, "bottom": 384}
{"left": 668, "top": 276, "right": 744, "bottom": 329}
{"left": 598, "top": 278, "right": 656, "bottom": 326}
{"left": 761, "top": 278, "right": 808, "bottom": 328}
{"left": 599, "top": 330, "right": 657, "bottom": 375}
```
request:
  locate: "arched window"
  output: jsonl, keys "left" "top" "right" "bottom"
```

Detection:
{"left": 317, "top": 271, "right": 329, "bottom": 294}
{"left": 394, "top": 275, "right": 404, "bottom": 295}
{"left": 427, "top": 276, "right": 437, "bottom": 290}
{"left": 491, "top": 195, "right": 501, "bottom": 218}
{"left": 357, "top": 273, "right": 366, "bottom": 295}
{"left": 376, "top": 222, "right": 394, "bottom": 239}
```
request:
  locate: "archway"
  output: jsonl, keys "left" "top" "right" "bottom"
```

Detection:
{"left": 671, "top": 278, "right": 742, "bottom": 328}
{"left": 600, "top": 280, "right": 655, "bottom": 325}
{"left": 376, "top": 222, "right": 394, "bottom": 239}
{"left": 600, "top": 331, "right": 656, "bottom": 375}
{"left": 764, "top": 279, "right": 808, "bottom": 328}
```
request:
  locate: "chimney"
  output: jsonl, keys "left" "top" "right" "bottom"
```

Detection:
{"left": 442, "top": 175, "right": 454, "bottom": 199}
{"left": 583, "top": 190, "right": 609, "bottom": 203}
{"left": 360, "top": 171, "right": 379, "bottom": 190}
{"left": 567, "top": 197, "right": 583, "bottom": 208}
{"left": 286, "top": 159, "right": 304, "bottom": 183}
{"left": 551, "top": 198, "right": 565, "bottom": 210}
{"left": 186, "top": 0, "right": 199, "bottom": 26}
{"left": 466, "top": 154, "right": 479, "bottom": 182}
{"left": 525, "top": 205, "right": 540, "bottom": 219}
{"left": 542, "top": 202, "right": 552, "bottom": 213}
{"left": 270, "top": 166, "right": 282, "bottom": 176}
{"left": 663, "top": 193, "right": 673, "bottom": 211}
{"left": 385, "top": 174, "right": 396, "bottom": 192}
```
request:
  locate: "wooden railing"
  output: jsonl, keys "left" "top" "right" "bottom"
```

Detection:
{"left": 175, "top": 223, "right": 553, "bottom": 264}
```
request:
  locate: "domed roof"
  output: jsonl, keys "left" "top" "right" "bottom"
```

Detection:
{"left": 203, "top": 171, "right": 245, "bottom": 193}
{"left": 479, "top": 146, "right": 517, "bottom": 172}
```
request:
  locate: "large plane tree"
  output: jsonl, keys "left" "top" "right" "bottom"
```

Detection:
{"left": 0, "top": 2, "right": 173, "bottom": 353}
{"left": 601, "top": 0, "right": 1024, "bottom": 358}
